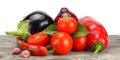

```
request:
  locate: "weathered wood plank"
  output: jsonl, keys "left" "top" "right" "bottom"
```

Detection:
{"left": 0, "top": 35, "right": 120, "bottom": 60}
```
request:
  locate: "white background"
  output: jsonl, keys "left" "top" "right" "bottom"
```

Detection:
{"left": 0, "top": 0, "right": 120, "bottom": 35}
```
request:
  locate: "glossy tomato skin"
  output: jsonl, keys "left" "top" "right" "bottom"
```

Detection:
{"left": 28, "top": 32, "right": 49, "bottom": 46}
{"left": 57, "top": 17, "right": 77, "bottom": 34}
{"left": 72, "top": 36, "right": 88, "bottom": 51}
{"left": 50, "top": 32, "right": 73, "bottom": 55}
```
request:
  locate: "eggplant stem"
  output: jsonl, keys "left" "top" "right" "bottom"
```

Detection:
{"left": 5, "top": 20, "right": 31, "bottom": 41}
{"left": 6, "top": 31, "right": 18, "bottom": 35}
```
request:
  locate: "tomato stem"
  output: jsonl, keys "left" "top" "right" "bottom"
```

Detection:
{"left": 93, "top": 42, "right": 104, "bottom": 55}
{"left": 47, "top": 42, "right": 56, "bottom": 55}
{"left": 46, "top": 49, "right": 55, "bottom": 55}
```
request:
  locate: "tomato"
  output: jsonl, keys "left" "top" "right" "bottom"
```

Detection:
{"left": 72, "top": 36, "right": 88, "bottom": 51}
{"left": 50, "top": 32, "right": 73, "bottom": 55}
{"left": 57, "top": 17, "right": 77, "bottom": 34}
{"left": 18, "top": 40, "right": 47, "bottom": 56}
{"left": 28, "top": 32, "right": 49, "bottom": 46}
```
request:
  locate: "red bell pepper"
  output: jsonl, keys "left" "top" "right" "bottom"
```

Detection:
{"left": 79, "top": 16, "right": 108, "bottom": 54}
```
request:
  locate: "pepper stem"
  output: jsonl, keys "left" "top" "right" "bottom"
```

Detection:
{"left": 93, "top": 42, "right": 104, "bottom": 55}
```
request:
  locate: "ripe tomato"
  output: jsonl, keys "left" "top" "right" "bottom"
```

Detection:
{"left": 72, "top": 36, "right": 88, "bottom": 51}
{"left": 28, "top": 32, "right": 49, "bottom": 46}
{"left": 57, "top": 17, "right": 77, "bottom": 34}
{"left": 50, "top": 32, "right": 73, "bottom": 55}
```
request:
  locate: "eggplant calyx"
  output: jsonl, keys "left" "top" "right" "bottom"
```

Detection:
{"left": 5, "top": 20, "right": 31, "bottom": 42}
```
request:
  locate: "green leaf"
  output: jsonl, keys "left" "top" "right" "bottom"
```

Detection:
{"left": 42, "top": 24, "right": 58, "bottom": 35}
{"left": 72, "top": 22, "right": 89, "bottom": 37}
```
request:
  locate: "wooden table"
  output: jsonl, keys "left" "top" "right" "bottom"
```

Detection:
{"left": 0, "top": 35, "right": 120, "bottom": 60}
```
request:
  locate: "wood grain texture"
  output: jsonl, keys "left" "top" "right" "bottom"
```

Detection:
{"left": 0, "top": 35, "right": 120, "bottom": 60}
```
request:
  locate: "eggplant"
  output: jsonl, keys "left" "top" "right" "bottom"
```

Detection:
{"left": 54, "top": 7, "right": 78, "bottom": 23}
{"left": 24, "top": 11, "right": 54, "bottom": 34}
{"left": 5, "top": 11, "right": 53, "bottom": 41}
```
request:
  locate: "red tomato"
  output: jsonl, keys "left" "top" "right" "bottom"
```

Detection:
{"left": 57, "top": 17, "right": 77, "bottom": 34}
{"left": 50, "top": 32, "right": 73, "bottom": 55}
{"left": 18, "top": 40, "right": 47, "bottom": 56}
{"left": 72, "top": 36, "right": 88, "bottom": 51}
{"left": 28, "top": 32, "right": 49, "bottom": 46}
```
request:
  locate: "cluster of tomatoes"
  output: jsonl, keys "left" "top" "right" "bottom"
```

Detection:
{"left": 13, "top": 16, "right": 88, "bottom": 57}
{"left": 51, "top": 17, "right": 88, "bottom": 54}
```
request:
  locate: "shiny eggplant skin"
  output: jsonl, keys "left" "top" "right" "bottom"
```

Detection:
{"left": 54, "top": 7, "right": 78, "bottom": 23}
{"left": 23, "top": 11, "right": 54, "bottom": 34}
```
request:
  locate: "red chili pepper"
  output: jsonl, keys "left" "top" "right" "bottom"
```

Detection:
{"left": 54, "top": 7, "right": 78, "bottom": 23}
{"left": 79, "top": 16, "right": 108, "bottom": 54}
{"left": 17, "top": 39, "right": 54, "bottom": 56}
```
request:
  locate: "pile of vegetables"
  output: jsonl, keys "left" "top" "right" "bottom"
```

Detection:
{"left": 5, "top": 7, "right": 108, "bottom": 58}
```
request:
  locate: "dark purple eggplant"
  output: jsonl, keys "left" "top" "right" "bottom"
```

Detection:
{"left": 54, "top": 7, "right": 78, "bottom": 23}
{"left": 24, "top": 11, "right": 54, "bottom": 34}
{"left": 5, "top": 11, "right": 53, "bottom": 42}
